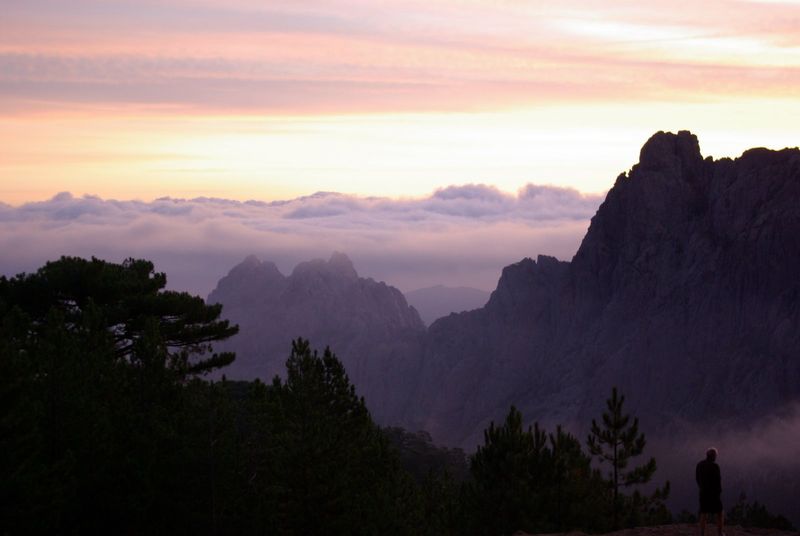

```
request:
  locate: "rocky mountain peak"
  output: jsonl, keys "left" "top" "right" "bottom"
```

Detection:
{"left": 570, "top": 130, "right": 717, "bottom": 302}
{"left": 290, "top": 251, "right": 359, "bottom": 281}
{"left": 483, "top": 254, "right": 569, "bottom": 317}
{"left": 328, "top": 251, "right": 359, "bottom": 279}
{"left": 229, "top": 255, "right": 282, "bottom": 279}
{"left": 239, "top": 253, "right": 260, "bottom": 268}
{"left": 207, "top": 254, "right": 285, "bottom": 306}
{"left": 637, "top": 130, "right": 704, "bottom": 177}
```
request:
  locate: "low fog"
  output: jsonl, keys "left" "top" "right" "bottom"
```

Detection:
{"left": 651, "top": 402, "right": 800, "bottom": 522}
{"left": 0, "top": 184, "right": 603, "bottom": 296}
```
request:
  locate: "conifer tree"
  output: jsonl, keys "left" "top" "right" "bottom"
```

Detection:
{"left": 469, "top": 405, "right": 549, "bottom": 535}
{"left": 586, "top": 387, "right": 667, "bottom": 528}
{"left": 548, "top": 425, "right": 606, "bottom": 532}
{"left": 0, "top": 256, "right": 240, "bottom": 532}
{"left": 266, "top": 338, "right": 419, "bottom": 535}
{"left": 0, "top": 256, "right": 238, "bottom": 376}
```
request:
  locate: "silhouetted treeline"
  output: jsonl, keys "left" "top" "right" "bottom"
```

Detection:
{"left": 727, "top": 494, "right": 796, "bottom": 531}
{"left": 0, "top": 257, "right": 790, "bottom": 535}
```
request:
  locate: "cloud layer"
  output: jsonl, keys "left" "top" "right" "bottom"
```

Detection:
{"left": 3, "top": 0, "right": 799, "bottom": 114}
{"left": 0, "top": 185, "right": 603, "bottom": 296}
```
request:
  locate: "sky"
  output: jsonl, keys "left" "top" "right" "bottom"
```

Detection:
{"left": 1, "top": 0, "right": 799, "bottom": 292}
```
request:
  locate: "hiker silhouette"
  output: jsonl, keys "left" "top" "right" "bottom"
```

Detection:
{"left": 696, "top": 447, "right": 724, "bottom": 536}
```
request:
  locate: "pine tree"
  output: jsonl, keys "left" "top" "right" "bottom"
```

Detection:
{"left": 586, "top": 387, "right": 667, "bottom": 528}
{"left": 548, "top": 425, "right": 607, "bottom": 532}
{"left": 264, "top": 338, "right": 420, "bottom": 535}
{"left": 0, "top": 256, "right": 241, "bottom": 532}
{"left": 469, "top": 406, "right": 549, "bottom": 535}
{"left": 0, "top": 256, "right": 238, "bottom": 376}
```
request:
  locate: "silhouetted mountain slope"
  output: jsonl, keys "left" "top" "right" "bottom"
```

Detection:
{"left": 207, "top": 252, "right": 426, "bottom": 422}
{"left": 404, "top": 285, "right": 490, "bottom": 325}
{"left": 408, "top": 131, "right": 800, "bottom": 448}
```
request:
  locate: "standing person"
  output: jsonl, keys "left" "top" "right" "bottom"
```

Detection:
{"left": 696, "top": 447, "right": 724, "bottom": 536}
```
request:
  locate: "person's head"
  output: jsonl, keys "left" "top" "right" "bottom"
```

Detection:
{"left": 706, "top": 447, "right": 718, "bottom": 462}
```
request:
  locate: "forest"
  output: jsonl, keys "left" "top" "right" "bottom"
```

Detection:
{"left": 1, "top": 257, "right": 792, "bottom": 535}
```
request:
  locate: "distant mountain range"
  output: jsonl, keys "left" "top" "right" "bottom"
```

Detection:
{"left": 404, "top": 285, "right": 490, "bottom": 326}
{"left": 208, "top": 131, "right": 800, "bottom": 516}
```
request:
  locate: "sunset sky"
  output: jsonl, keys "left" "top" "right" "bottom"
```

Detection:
{"left": 2, "top": 0, "right": 799, "bottom": 204}
{"left": 1, "top": 0, "right": 799, "bottom": 293}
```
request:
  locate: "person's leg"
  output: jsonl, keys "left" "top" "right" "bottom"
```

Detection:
{"left": 699, "top": 513, "right": 707, "bottom": 536}
{"left": 716, "top": 511, "right": 724, "bottom": 536}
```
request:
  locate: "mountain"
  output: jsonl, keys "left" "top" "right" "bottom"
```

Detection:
{"left": 408, "top": 130, "right": 800, "bottom": 448}
{"left": 404, "top": 285, "right": 490, "bottom": 325}
{"left": 206, "top": 131, "right": 800, "bottom": 516}
{"left": 405, "top": 130, "right": 800, "bottom": 518}
{"left": 207, "top": 252, "right": 426, "bottom": 422}
{"left": 208, "top": 131, "right": 800, "bottom": 446}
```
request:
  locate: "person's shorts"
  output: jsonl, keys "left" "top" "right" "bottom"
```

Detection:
{"left": 699, "top": 492, "right": 723, "bottom": 514}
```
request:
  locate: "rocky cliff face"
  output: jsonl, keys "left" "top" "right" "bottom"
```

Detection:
{"left": 568, "top": 132, "right": 800, "bottom": 424}
{"left": 207, "top": 252, "right": 426, "bottom": 422}
{"left": 408, "top": 131, "right": 800, "bottom": 448}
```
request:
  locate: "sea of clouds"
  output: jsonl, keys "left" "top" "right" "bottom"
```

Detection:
{"left": 0, "top": 184, "right": 604, "bottom": 297}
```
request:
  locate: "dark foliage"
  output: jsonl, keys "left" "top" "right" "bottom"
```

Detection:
{"left": 383, "top": 427, "right": 469, "bottom": 484}
{"left": 0, "top": 257, "right": 238, "bottom": 534}
{"left": 547, "top": 425, "right": 609, "bottom": 531}
{"left": 462, "top": 406, "right": 611, "bottom": 535}
{"left": 253, "top": 339, "right": 421, "bottom": 535}
{"left": 467, "top": 406, "right": 550, "bottom": 535}
{"left": 728, "top": 493, "right": 796, "bottom": 531}
{"left": 0, "top": 256, "right": 238, "bottom": 374}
